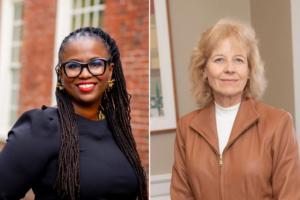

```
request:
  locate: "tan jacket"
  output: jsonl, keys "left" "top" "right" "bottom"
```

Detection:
{"left": 171, "top": 99, "right": 300, "bottom": 200}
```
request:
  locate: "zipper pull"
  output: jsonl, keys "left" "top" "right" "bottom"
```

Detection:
{"left": 219, "top": 155, "right": 223, "bottom": 167}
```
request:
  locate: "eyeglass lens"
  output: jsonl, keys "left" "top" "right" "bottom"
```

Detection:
{"left": 65, "top": 59, "right": 106, "bottom": 77}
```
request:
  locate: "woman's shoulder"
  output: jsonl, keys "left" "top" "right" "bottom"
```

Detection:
{"left": 251, "top": 100, "right": 295, "bottom": 134}
{"left": 9, "top": 105, "right": 60, "bottom": 140}
{"left": 178, "top": 101, "right": 214, "bottom": 125}
{"left": 21, "top": 105, "right": 59, "bottom": 118}
{"left": 252, "top": 100, "right": 290, "bottom": 120}
{"left": 179, "top": 110, "right": 201, "bottom": 123}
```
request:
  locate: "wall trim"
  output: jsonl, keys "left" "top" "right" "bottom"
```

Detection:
{"left": 150, "top": 173, "right": 171, "bottom": 199}
{"left": 51, "top": 0, "right": 72, "bottom": 106}
{"left": 0, "top": 0, "right": 16, "bottom": 141}
{"left": 291, "top": 0, "right": 300, "bottom": 148}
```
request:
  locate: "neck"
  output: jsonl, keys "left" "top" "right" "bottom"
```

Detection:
{"left": 214, "top": 92, "right": 242, "bottom": 108}
{"left": 71, "top": 100, "right": 101, "bottom": 121}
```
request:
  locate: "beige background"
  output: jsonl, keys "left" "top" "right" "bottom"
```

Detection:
{"left": 151, "top": 0, "right": 297, "bottom": 175}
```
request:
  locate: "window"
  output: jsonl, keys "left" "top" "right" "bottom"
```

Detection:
{"left": 150, "top": 0, "right": 178, "bottom": 133}
{"left": 0, "top": 0, "right": 24, "bottom": 140}
{"left": 150, "top": 4, "right": 164, "bottom": 117}
{"left": 71, "top": 0, "right": 104, "bottom": 31}
{"left": 9, "top": 2, "right": 23, "bottom": 127}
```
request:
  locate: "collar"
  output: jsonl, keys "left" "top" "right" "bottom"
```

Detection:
{"left": 190, "top": 99, "right": 260, "bottom": 155}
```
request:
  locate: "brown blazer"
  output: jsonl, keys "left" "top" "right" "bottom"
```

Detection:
{"left": 171, "top": 99, "right": 300, "bottom": 200}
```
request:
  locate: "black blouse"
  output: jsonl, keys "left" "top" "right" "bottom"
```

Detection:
{"left": 0, "top": 106, "right": 139, "bottom": 200}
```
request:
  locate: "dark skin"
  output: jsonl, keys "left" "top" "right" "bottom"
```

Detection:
{"left": 58, "top": 37, "right": 114, "bottom": 121}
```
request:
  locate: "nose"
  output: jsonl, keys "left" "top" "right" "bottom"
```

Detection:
{"left": 225, "top": 61, "right": 236, "bottom": 73}
{"left": 79, "top": 67, "right": 93, "bottom": 78}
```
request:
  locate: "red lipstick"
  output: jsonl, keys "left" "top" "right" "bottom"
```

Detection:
{"left": 76, "top": 81, "right": 97, "bottom": 92}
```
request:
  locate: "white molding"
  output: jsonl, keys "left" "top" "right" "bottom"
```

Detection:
{"left": 150, "top": 174, "right": 171, "bottom": 200}
{"left": 0, "top": 0, "right": 16, "bottom": 141}
{"left": 72, "top": 4, "right": 105, "bottom": 15}
{"left": 291, "top": 0, "right": 300, "bottom": 148}
{"left": 51, "top": 0, "right": 72, "bottom": 106}
{"left": 12, "top": 41, "right": 21, "bottom": 47}
{"left": 151, "top": 0, "right": 177, "bottom": 131}
{"left": 12, "top": 20, "right": 22, "bottom": 26}
{"left": 10, "top": 62, "right": 21, "bottom": 68}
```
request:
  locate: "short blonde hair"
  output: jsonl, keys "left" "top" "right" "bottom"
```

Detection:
{"left": 189, "top": 18, "right": 267, "bottom": 108}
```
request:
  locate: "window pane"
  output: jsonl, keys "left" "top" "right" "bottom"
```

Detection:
{"left": 150, "top": 8, "right": 164, "bottom": 117}
{"left": 86, "top": 0, "right": 91, "bottom": 7}
{"left": 11, "top": 47, "right": 20, "bottom": 62}
{"left": 81, "top": 13, "right": 84, "bottom": 27}
{"left": 89, "top": 12, "right": 94, "bottom": 27}
{"left": 11, "top": 69, "right": 20, "bottom": 85}
{"left": 72, "top": 15, "right": 76, "bottom": 31}
{"left": 10, "top": 109, "right": 17, "bottom": 127}
{"left": 72, "top": 0, "right": 104, "bottom": 29}
{"left": 14, "top": 3, "right": 23, "bottom": 20}
{"left": 73, "top": 0, "right": 77, "bottom": 9}
{"left": 98, "top": 10, "right": 103, "bottom": 28}
{"left": 78, "top": 0, "right": 83, "bottom": 8}
{"left": 13, "top": 25, "right": 22, "bottom": 41}
{"left": 11, "top": 89, "right": 19, "bottom": 105}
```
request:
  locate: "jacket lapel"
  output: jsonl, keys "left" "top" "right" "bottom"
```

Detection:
{"left": 227, "top": 99, "right": 259, "bottom": 147}
{"left": 189, "top": 99, "right": 260, "bottom": 155}
{"left": 190, "top": 101, "right": 220, "bottom": 155}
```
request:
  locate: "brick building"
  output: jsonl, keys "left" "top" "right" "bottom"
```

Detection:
{"left": 0, "top": 0, "right": 149, "bottom": 198}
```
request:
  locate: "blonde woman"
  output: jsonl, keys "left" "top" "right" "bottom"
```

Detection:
{"left": 170, "top": 18, "right": 300, "bottom": 199}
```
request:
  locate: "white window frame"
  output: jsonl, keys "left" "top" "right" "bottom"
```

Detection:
{"left": 150, "top": 0, "right": 177, "bottom": 132}
{"left": 51, "top": 0, "right": 105, "bottom": 105}
{"left": 0, "top": 0, "right": 23, "bottom": 141}
{"left": 291, "top": 0, "right": 300, "bottom": 150}
{"left": 72, "top": 0, "right": 105, "bottom": 30}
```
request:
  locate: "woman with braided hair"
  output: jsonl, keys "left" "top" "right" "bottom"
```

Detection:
{"left": 0, "top": 27, "right": 148, "bottom": 200}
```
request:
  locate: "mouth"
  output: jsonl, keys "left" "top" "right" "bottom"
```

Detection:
{"left": 76, "top": 82, "right": 97, "bottom": 92}
{"left": 220, "top": 79, "right": 238, "bottom": 82}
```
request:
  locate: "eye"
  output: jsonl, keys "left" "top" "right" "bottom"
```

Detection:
{"left": 66, "top": 62, "right": 80, "bottom": 70}
{"left": 235, "top": 58, "right": 244, "bottom": 63}
{"left": 90, "top": 59, "right": 105, "bottom": 68}
{"left": 214, "top": 58, "right": 224, "bottom": 62}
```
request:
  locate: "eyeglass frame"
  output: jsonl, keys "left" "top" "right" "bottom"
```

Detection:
{"left": 55, "top": 58, "right": 110, "bottom": 78}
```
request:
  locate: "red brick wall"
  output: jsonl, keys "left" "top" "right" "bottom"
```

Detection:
{"left": 18, "top": 0, "right": 57, "bottom": 115}
{"left": 103, "top": 0, "right": 149, "bottom": 178}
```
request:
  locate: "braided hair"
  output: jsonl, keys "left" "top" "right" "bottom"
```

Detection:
{"left": 55, "top": 27, "right": 148, "bottom": 200}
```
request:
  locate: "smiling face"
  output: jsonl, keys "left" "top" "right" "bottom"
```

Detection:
{"left": 204, "top": 38, "right": 249, "bottom": 106}
{"left": 59, "top": 37, "right": 113, "bottom": 107}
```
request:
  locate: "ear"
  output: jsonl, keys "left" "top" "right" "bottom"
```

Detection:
{"left": 57, "top": 67, "right": 63, "bottom": 82}
{"left": 109, "top": 63, "right": 114, "bottom": 79}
